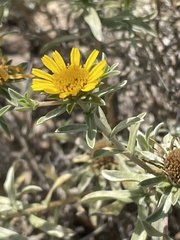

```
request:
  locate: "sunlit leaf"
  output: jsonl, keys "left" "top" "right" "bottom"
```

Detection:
{"left": 82, "top": 94, "right": 105, "bottom": 106}
{"left": 0, "top": 105, "right": 11, "bottom": 116}
{"left": 141, "top": 220, "right": 163, "bottom": 237}
{"left": 16, "top": 185, "right": 42, "bottom": 199}
{"left": 102, "top": 170, "right": 153, "bottom": 182}
{"left": 111, "top": 113, "right": 146, "bottom": 137}
{"left": 82, "top": 189, "right": 144, "bottom": 203}
{"left": 37, "top": 104, "right": 66, "bottom": 124}
{"left": 44, "top": 173, "right": 72, "bottom": 205}
{"left": 131, "top": 217, "right": 147, "bottom": 240}
{"left": 98, "top": 106, "right": 112, "bottom": 133}
{"left": 84, "top": 7, "right": 103, "bottom": 42}
{"left": 85, "top": 112, "right": 97, "bottom": 148}
{"left": 95, "top": 81, "right": 127, "bottom": 97}
{"left": 4, "top": 160, "right": 23, "bottom": 208}
{"left": 56, "top": 123, "right": 87, "bottom": 133}
{"left": 140, "top": 176, "right": 167, "bottom": 188}
{"left": 127, "top": 116, "right": 143, "bottom": 153}
{"left": 171, "top": 187, "right": 180, "bottom": 206}
{"left": 28, "top": 214, "right": 75, "bottom": 238}
{"left": 78, "top": 171, "right": 94, "bottom": 192}
{"left": 146, "top": 187, "right": 172, "bottom": 222}
{"left": 0, "top": 226, "right": 27, "bottom": 240}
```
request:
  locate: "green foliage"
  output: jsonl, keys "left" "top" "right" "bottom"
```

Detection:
{"left": 0, "top": 0, "right": 179, "bottom": 239}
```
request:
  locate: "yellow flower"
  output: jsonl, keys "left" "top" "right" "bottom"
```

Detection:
{"left": 0, "top": 65, "right": 9, "bottom": 84}
{"left": 32, "top": 48, "right": 107, "bottom": 99}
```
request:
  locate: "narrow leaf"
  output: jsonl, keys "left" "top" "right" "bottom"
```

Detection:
{"left": 0, "top": 226, "right": 27, "bottom": 240}
{"left": 44, "top": 173, "right": 72, "bottom": 205}
{"left": 111, "top": 113, "right": 146, "bottom": 137}
{"left": 16, "top": 185, "right": 42, "bottom": 199}
{"left": 127, "top": 117, "right": 143, "bottom": 153}
{"left": 85, "top": 112, "right": 97, "bottom": 148}
{"left": 28, "top": 214, "right": 75, "bottom": 238}
{"left": 82, "top": 189, "right": 144, "bottom": 203}
{"left": 102, "top": 170, "right": 153, "bottom": 182}
{"left": 4, "top": 160, "right": 22, "bottom": 208}
{"left": 0, "top": 116, "right": 10, "bottom": 136}
{"left": 37, "top": 105, "right": 66, "bottom": 124}
{"left": 141, "top": 220, "right": 164, "bottom": 237}
{"left": 98, "top": 106, "right": 112, "bottom": 133}
{"left": 56, "top": 123, "right": 87, "bottom": 133}
{"left": 84, "top": 7, "right": 103, "bottom": 42}
{"left": 0, "top": 105, "right": 11, "bottom": 116}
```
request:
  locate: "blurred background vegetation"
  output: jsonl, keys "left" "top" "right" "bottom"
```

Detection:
{"left": 0, "top": 0, "right": 180, "bottom": 239}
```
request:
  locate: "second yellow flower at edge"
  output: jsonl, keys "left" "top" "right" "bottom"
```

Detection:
{"left": 32, "top": 48, "right": 107, "bottom": 99}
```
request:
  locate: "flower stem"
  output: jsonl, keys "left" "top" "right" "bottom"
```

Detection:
{"left": 37, "top": 100, "right": 63, "bottom": 107}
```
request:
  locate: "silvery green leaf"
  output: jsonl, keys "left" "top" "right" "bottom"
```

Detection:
{"left": 146, "top": 187, "right": 172, "bottom": 222}
{"left": 84, "top": 7, "right": 103, "bottom": 42}
{"left": 127, "top": 117, "right": 143, "bottom": 153}
{"left": 141, "top": 220, "right": 163, "bottom": 237}
{"left": 85, "top": 112, "right": 97, "bottom": 148}
{"left": 111, "top": 113, "right": 146, "bottom": 137}
{"left": 82, "top": 189, "right": 144, "bottom": 203}
{"left": 95, "top": 81, "right": 127, "bottom": 97}
{"left": 28, "top": 214, "right": 75, "bottom": 238}
{"left": 131, "top": 218, "right": 147, "bottom": 240}
{"left": 37, "top": 104, "right": 66, "bottom": 124}
{"left": 43, "top": 173, "right": 72, "bottom": 205}
{"left": 140, "top": 176, "right": 167, "bottom": 188}
{"left": 78, "top": 171, "right": 94, "bottom": 192}
{"left": 102, "top": 170, "right": 153, "bottom": 182}
{"left": 16, "top": 185, "right": 42, "bottom": 199}
{"left": 0, "top": 226, "right": 27, "bottom": 240}
{"left": 150, "top": 122, "right": 164, "bottom": 138}
{"left": 98, "top": 106, "right": 112, "bottom": 133}
{"left": 139, "top": 151, "right": 163, "bottom": 163}
{"left": 4, "top": 160, "right": 23, "bottom": 208}
{"left": 172, "top": 187, "right": 180, "bottom": 206}
{"left": 56, "top": 123, "right": 87, "bottom": 133}
{"left": 0, "top": 105, "right": 11, "bottom": 116}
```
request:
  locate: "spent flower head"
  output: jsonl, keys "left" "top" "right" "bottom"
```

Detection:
{"left": 32, "top": 48, "right": 107, "bottom": 99}
{"left": 0, "top": 54, "right": 28, "bottom": 85}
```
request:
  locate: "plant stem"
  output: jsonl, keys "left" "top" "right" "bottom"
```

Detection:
{"left": 77, "top": 99, "right": 157, "bottom": 174}
{"left": 94, "top": 115, "right": 156, "bottom": 174}
{"left": 38, "top": 100, "right": 63, "bottom": 107}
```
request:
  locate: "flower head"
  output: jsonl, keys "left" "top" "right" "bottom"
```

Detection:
{"left": 32, "top": 48, "right": 107, "bottom": 99}
{"left": 163, "top": 148, "right": 180, "bottom": 186}
{"left": 0, "top": 55, "right": 28, "bottom": 85}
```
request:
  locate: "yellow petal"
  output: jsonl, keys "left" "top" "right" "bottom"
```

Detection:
{"left": 32, "top": 68, "right": 53, "bottom": 81}
{"left": 59, "top": 92, "right": 71, "bottom": 98}
{"left": 42, "top": 55, "right": 60, "bottom": 73}
{"left": 52, "top": 51, "right": 66, "bottom": 70}
{"left": 70, "top": 48, "right": 80, "bottom": 66}
{"left": 0, "top": 66, "right": 9, "bottom": 81}
{"left": 32, "top": 79, "right": 53, "bottom": 89}
{"left": 89, "top": 59, "right": 106, "bottom": 81}
{"left": 81, "top": 81, "right": 98, "bottom": 92}
{"left": 84, "top": 49, "right": 99, "bottom": 70}
{"left": 43, "top": 87, "right": 60, "bottom": 94}
{"left": 32, "top": 79, "right": 59, "bottom": 94}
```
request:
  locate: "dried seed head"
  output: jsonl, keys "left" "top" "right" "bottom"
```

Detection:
{"left": 92, "top": 155, "right": 117, "bottom": 170}
{"left": 163, "top": 149, "right": 180, "bottom": 186}
{"left": 91, "top": 139, "right": 116, "bottom": 171}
